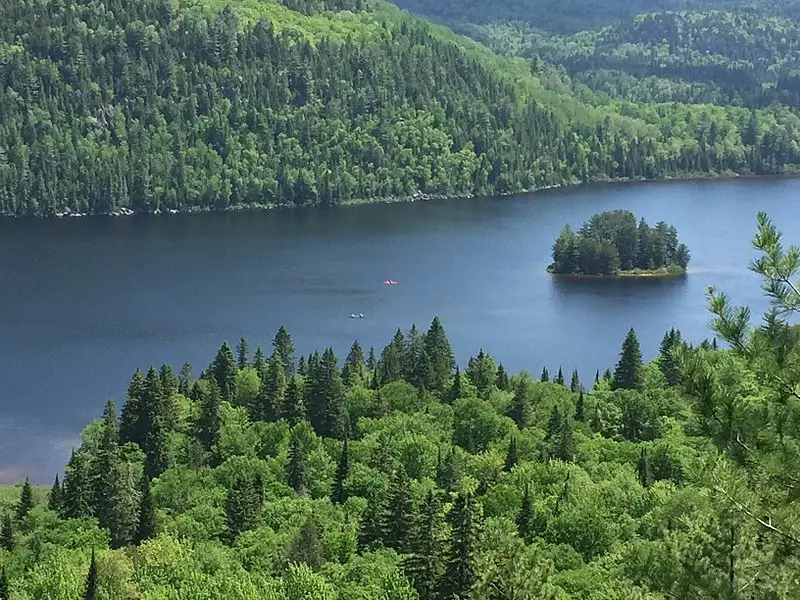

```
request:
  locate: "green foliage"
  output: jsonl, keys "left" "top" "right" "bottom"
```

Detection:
{"left": 15, "top": 478, "right": 34, "bottom": 521}
{"left": 613, "top": 328, "right": 645, "bottom": 391}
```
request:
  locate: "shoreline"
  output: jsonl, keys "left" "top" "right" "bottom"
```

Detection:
{"left": 547, "top": 269, "right": 687, "bottom": 280}
{"left": 2, "top": 171, "right": 799, "bottom": 220}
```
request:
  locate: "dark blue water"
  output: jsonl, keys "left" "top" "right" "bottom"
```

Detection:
{"left": 1, "top": 177, "right": 797, "bottom": 483}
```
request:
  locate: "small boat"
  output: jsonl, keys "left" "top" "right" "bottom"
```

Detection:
{"left": 349, "top": 313, "right": 365, "bottom": 319}
{"left": 383, "top": 280, "right": 398, "bottom": 285}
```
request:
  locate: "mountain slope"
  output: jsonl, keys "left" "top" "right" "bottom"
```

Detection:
{"left": 1, "top": 0, "right": 800, "bottom": 216}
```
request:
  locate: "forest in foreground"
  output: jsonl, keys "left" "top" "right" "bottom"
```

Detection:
{"left": 0, "top": 213, "right": 797, "bottom": 599}
{"left": 2, "top": 0, "right": 800, "bottom": 216}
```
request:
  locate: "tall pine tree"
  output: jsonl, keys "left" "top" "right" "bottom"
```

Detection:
{"left": 331, "top": 437, "right": 350, "bottom": 505}
{"left": 84, "top": 549, "right": 98, "bottom": 600}
{"left": 570, "top": 369, "right": 581, "bottom": 393}
{"left": 540, "top": 367, "right": 549, "bottom": 382}
{"left": 135, "top": 473, "right": 156, "bottom": 545}
{"left": 307, "top": 348, "right": 346, "bottom": 439}
{"left": 507, "top": 379, "right": 529, "bottom": 429}
{"left": 659, "top": 328, "right": 684, "bottom": 387}
{"left": 503, "top": 437, "right": 518, "bottom": 472}
{"left": 405, "top": 490, "right": 445, "bottom": 600}
{"left": 441, "top": 492, "right": 481, "bottom": 600}
{"left": 424, "top": 316, "right": 455, "bottom": 394}
{"left": 495, "top": 364, "right": 509, "bottom": 391}
{"left": 16, "top": 478, "right": 34, "bottom": 521}
{"left": 516, "top": 484, "right": 535, "bottom": 542}
{"left": 1, "top": 515, "right": 12, "bottom": 552}
{"left": 613, "top": 328, "right": 644, "bottom": 391}
{"left": 283, "top": 376, "right": 306, "bottom": 425}
{"left": 287, "top": 427, "right": 309, "bottom": 493}
{"left": 638, "top": 448, "right": 653, "bottom": 488}
{"left": 236, "top": 337, "right": 250, "bottom": 369}
{"left": 211, "top": 342, "right": 238, "bottom": 401}
{"left": 273, "top": 326, "right": 296, "bottom": 376}
{"left": 383, "top": 466, "right": 416, "bottom": 554}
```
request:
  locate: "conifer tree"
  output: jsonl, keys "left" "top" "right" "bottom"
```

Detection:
{"left": 289, "top": 516, "right": 326, "bottom": 571}
{"left": 613, "top": 328, "right": 644, "bottom": 390}
{"left": 366, "top": 346, "right": 377, "bottom": 372}
{"left": 503, "top": 437, "right": 518, "bottom": 472}
{"left": 273, "top": 326, "right": 296, "bottom": 376}
{"left": 358, "top": 494, "right": 385, "bottom": 551}
{"left": 225, "top": 474, "right": 264, "bottom": 543}
{"left": 297, "top": 354, "right": 307, "bottom": 376}
{"left": 405, "top": 490, "right": 445, "bottom": 600}
{"left": 342, "top": 340, "right": 366, "bottom": 386}
{"left": 1, "top": 515, "right": 12, "bottom": 552}
{"left": 466, "top": 350, "right": 495, "bottom": 398}
{"left": 178, "top": 362, "right": 194, "bottom": 396}
{"left": 135, "top": 473, "right": 156, "bottom": 545}
{"left": 594, "top": 369, "right": 600, "bottom": 385}
{"left": 48, "top": 474, "right": 63, "bottom": 512}
{"left": 659, "top": 328, "right": 684, "bottom": 387}
{"left": 283, "top": 377, "right": 306, "bottom": 425}
{"left": 0, "top": 566, "right": 8, "bottom": 600}
{"left": 516, "top": 484, "right": 534, "bottom": 542}
{"left": 603, "top": 368, "right": 613, "bottom": 382}
{"left": 211, "top": 342, "right": 238, "bottom": 401}
{"left": 383, "top": 466, "right": 416, "bottom": 554}
{"left": 120, "top": 369, "right": 144, "bottom": 446}
{"left": 197, "top": 380, "right": 222, "bottom": 451}
{"left": 260, "top": 350, "right": 287, "bottom": 421}
{"left": 507, "top": 379, "right": 529, "bottom": 429}
{"left": 495, "top": 364, "right": 509, "bottom": 391}
{"left": 84, "top": 549, "right": 98, "bottom": 600}
{"left": 331, "top": 437, "right": 350, "bottom": 505}
{"left": 638, "top": 448, "right": 653, "bottom": 489}
{"left": 144, "top": 416, "right": 169, "bottom": 479}
{"left": 252, "top": 346, "right": 267, "bottom": 380}
{"left": 62, "top": 449, "right": 93, "bottom": 519}
{"left": 540, "top": 367, "right": 549, "bottom": 382}
{"left": 441, "top": 492, "right": 481, "bottom": 600}
{"left": 307, "top": 348, "right": 346, "bottom": 439}
{"left": 424, "top": 316, "right": 455, "bottom": 393}
{"left": 287, "top": 429, "right": 308, "bottom": 493}
{"left": 378, "top": 329, "right": 407, "bottom": 384}
{"left": 436, "top": 448, "right": 459, "bottom": 492}
{"left": 555, "top": 367, "right": 565, "bottom": 386}
{"left": 570, "top": 369, "right": 581, "bottom": 393}
{"left": 575, "top": 390, "right": 585, "bottom": 422}
{"left": 93, "top": 400, "right": 120, "bottom": 528}
{"left": 236, "top": 337, "right": 250, "bottom": 369}
{"left": 16, "top": 478, "right": 34, "bottom": 521}
{"left": 546, "top": 407, "right": 563, "bottom": 443}
{"left": 556, "top": 419, "right": 576, "bottom": 462}
{"left": 448, "top": 366, "right": 463, "bottom": 404}
{"left": 159, "top": 363, "right": 179, "bottom": 396}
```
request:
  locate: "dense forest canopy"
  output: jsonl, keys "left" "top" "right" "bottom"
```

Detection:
{"left": 0, "top": 214, "right": 797, "bottom": 598}
{"left": 2, "top": 0, "right": 800, "bottom": 216}
{"left": 549, "top": 210, "right": 690, "bottom": 276}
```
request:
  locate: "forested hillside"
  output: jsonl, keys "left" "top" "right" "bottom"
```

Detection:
{"left": 3, "top": 0, "right": 800, "bottom": 216}
{"left": 527, "top": 12, "right": 800, "bottom": 108}
{"left": 0, "top": 214, "right": 798, "bottom": 598}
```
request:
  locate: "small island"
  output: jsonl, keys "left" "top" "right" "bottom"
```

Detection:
{"left": 547, "top": 210, "right": 690, "bottom": 277}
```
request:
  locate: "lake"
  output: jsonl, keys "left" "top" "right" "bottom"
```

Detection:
{"left": 1, "top": 177, "right": 798, "bottom": 484}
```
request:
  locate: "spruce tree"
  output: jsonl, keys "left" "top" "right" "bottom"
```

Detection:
{"left": 507, "top": 379, "right": 529, "bottom": 429}
{"left": 555, "top": 367, "right": 565, "bottom": 386}
{"left": 594, "top": 369, "right": 600, "bottom": 385}
{"left": 495, "top": 364, "right": 509, "bottom": 391}
{"left": 435, "top": 448, "right": 459, "bottom": 492}
{"left": 16, "top": 478, "right": 34, "bottom": 521}
{"left": 273, "top": 326, "right": 296, "bottom": 376}
{"left": 93, "top": 400, "right": 121, "bottom": 529}
{"left": 283, "top": 377, "right": 306, "bottom": 425}
{"left": 307, "top": 348, "right": 346, "bottom": 439}
{"left": 84, "top": 549, "right": 98, "bottom": 600}
{"left": 289, "top": 516, "right": 325, "bottom": 571}
{"left": 252, "top": 346, "right": 267, "bottom": 380}
{"left": 159, "top": 363, "right": 179, "bottom": 396}
{"left": 62, "top": 449, "right": 93, "bottom": 519}
{"left": 383, "top": 466, "right": 416, "bottom": 554}
{"left": 1, "top": 515, "right": 12, "bottom": 552}
{"left": 48, "top": 474, "right": 63, "bottom": 512}
{"left": 441, "top": 492, "right": 481, "bottom": 600}
{"left": 424, "top": 316, "right": 455, "bottom": 393}
{"left": 331, "top": 438, "right": 350, "bottom": 505}
{"left": 287, "top": 429, "right": 308, "bottom": 493}
{"left": 358, "top": 494, "right": 385, "bottom": 551}
{"left": 211, "top": 342, "right": 238, "bottom": 401}
{"left": 603, "top": 368, "right": 613, "bottom": 382}
{"left": 570, "top": 369, "right": 581, "bottom": 393}
{"left": 297, "top": 354, "right": 307, "bottom": 376}
{"left": 225, "top": 475, "right": 264, "bottom": 542}
{"left": 178, "top": 362, "right": 194, "bottom": 396}
{"left": 503, "top": 437, "right": 518, "bottom": 472}
{"left": 135, "top": 474, "right": 156, "bottom": 545}
{"left": 556, "top": 419, "right": 576, "bottom": 462}
{"left": 466, "top": 350, "right": 495, "bottom": 398}
{"left": 0, "top": 566, "right": 8, "bottom": 600}
{"left": 236, "top": 337, "right": 250, "bottom": 369}
{"left": 638, "top": 448, "right": 653, "bottom": 489}
{"left": 613, "top": 328, "right": 644, "bottom": 391}
{"left": 342, "top": 340, "right": 366, "bottom": 386}
{"left": 575, "top": 390, "right": 585, "bottom": 422}
{"left": 366, "top": 346, "right": 377, "bottom": 372}
{"left": 144, "top": 416, "right": 169, "bottom": 479}
{"left": 197, "top": 380, "right": 222, "bottom": 451}
{"left": 659, "top": 328, "right": 683, "bottom": 387}
{"left": 378, "top": 329, "right": 407, "bottom": 384}
{"left": 448, "top": 366, "right": 463, "bottom": 404}
{"left": 120, "top": 369, "right": 144, "bottom": 447}
{"left": 540, "top": 367, "right": 549, "bottom": 382}
{"left": 516, "top": 484, "right": 534, "bottom": 542}
{"left": 405, "top": 490, "right": 444, "bottom": 600}
{"left": 260, "top": 350, "right": 287, "bottom": 421}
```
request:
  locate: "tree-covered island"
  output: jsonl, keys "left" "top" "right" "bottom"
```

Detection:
{"left": 547, "top": 210, "right": 690, "bottom": 277}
